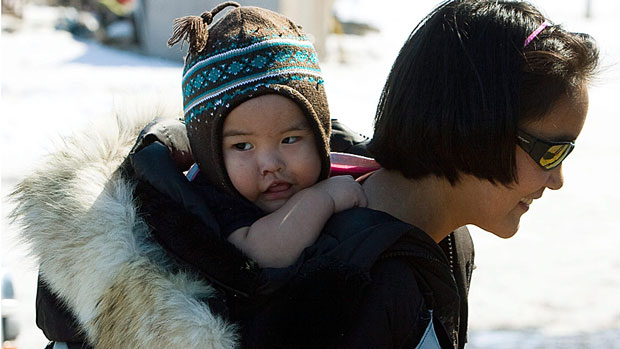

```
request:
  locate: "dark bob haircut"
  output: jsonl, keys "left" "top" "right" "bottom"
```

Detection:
{"left": 368, "top": 0, "right": 599, "bottom": 185}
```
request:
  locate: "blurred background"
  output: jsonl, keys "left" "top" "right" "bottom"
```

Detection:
{"left": 1, "top": 0, "right": 619, "bottom": 348}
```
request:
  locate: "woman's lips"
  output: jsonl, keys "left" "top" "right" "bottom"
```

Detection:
{"left": 518, "top": 197, "right": 534, "bottom": 210}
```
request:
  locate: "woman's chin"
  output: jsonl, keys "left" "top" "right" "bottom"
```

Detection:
{"left": 493, "top": 229, "right": 519, "bottom": 239}
{"left": 477, "top": 223, "right": 520, "bottom": 239}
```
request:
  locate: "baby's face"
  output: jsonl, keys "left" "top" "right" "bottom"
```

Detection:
{"left": 222, "top": 94, "right": 322, "bottom": 213}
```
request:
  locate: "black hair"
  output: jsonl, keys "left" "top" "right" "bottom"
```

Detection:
{"left": 368, "top": 0, "right": 599, "bottom": 185}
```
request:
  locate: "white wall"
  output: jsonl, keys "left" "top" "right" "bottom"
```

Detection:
{"left": 134, "top": 0, "right": 333, "bottom": 61}
{"left": 134, "top": 0, "right": 279, "bottom": 61}
{"left": 279, "top": 0, "right": 334, "bottom": 59}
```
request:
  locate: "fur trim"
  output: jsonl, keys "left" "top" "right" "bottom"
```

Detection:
{"left": 9, "top": 103, "right": 239, "bottom": 348}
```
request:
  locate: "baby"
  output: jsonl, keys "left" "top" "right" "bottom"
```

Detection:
{"left": 168, "top": 2, "right": 367, "bottom": 268}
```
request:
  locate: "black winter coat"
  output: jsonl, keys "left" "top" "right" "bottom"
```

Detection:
{"left": 33, "top": 119, "right": 474, "bottom": 348}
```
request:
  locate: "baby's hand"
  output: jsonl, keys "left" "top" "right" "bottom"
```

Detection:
{"left": 314, "top": 175, "right": 368, "bottom": 213}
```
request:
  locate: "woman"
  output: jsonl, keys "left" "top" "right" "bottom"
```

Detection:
{"left": 11, "top": 0, "right": 598, "bottom": 348}
{"left": 335, "top": 0, "right": 597, "bottom": 346}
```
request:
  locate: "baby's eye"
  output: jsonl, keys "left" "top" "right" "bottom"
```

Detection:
{"left": 233, "top": 142, "right": 253, "bottom": 151}
{"left": 282, "top": 136, "right": 299, "bottom": 144}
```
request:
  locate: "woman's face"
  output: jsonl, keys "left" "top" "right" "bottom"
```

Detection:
{"left": 468, "top": 84, "right": 589, "bottom": 238}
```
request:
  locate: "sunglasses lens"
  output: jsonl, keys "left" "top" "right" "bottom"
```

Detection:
{"left": 540, "top": 144, "right": 573, "bottom": 169}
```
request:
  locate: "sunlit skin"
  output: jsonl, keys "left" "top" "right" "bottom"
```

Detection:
{"left": 467, "top": 84, "right": 589, "bottom": 238}
{"left": 222, "top": 94, "right": 322, "bottom": 213}
{"left": 363, "top": 83, "right": 590, "bottom": 242}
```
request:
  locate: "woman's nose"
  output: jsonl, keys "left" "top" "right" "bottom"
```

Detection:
{"left": 546, "top": 165, "right": 564, "bottom": 190}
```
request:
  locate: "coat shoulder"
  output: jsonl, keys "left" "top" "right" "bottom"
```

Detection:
{"left": 9, "top": 104, "right": 239, "bottom": 348}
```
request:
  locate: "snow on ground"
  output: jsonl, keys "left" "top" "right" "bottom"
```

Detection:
{"left": 2, "top": 1, "right": 619, "bottom": 348}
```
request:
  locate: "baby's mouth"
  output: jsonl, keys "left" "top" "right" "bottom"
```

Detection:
{"left": 265, "top": 182, "right": 291, "bottom": 193}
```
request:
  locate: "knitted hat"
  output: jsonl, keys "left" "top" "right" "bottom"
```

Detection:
{"left": 169, "top": 1, "right": 331, "bottom": 196}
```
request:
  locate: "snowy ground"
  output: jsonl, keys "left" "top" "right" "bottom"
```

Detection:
{"left": 2, "top": 1, "right": 620, "bottom": 348}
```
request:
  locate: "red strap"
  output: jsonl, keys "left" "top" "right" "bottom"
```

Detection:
{"left": 330, "top": 152, "right": 380, "bottom": 179}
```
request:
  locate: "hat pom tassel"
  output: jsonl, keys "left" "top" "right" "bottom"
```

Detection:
{"left": 167, "top": 2, "right": 240, "bottom": 53}
{"left": 168, "top": 15, "right": 209, "bottom": 53}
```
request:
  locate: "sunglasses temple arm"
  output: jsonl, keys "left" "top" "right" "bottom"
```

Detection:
{"left": 516, "top": 135, "right": 536, "bottom": 153}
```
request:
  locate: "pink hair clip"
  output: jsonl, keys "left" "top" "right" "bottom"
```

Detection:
{"left": 524, "top": 21, "right": 551, "bottom": 48}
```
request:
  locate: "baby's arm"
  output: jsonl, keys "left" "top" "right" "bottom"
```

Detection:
{"left": 227, "top": 176, "right": 367, "bottom": 268}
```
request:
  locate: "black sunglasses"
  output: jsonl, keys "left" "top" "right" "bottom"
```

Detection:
{"left": 516, "top": 129, "right": 575, "bottom": 170}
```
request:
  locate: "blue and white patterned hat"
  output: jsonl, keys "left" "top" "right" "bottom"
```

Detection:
{"left": 169, "top": 2, "right": 331, "bottom": 195}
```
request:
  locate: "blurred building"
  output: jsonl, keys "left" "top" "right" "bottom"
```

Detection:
{"left": 134, "top": 0, "right": 334, "bottom": 61}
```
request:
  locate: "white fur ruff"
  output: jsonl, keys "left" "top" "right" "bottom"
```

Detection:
{"left": 9, "top": 104, "right": 238, "bottom": 348}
